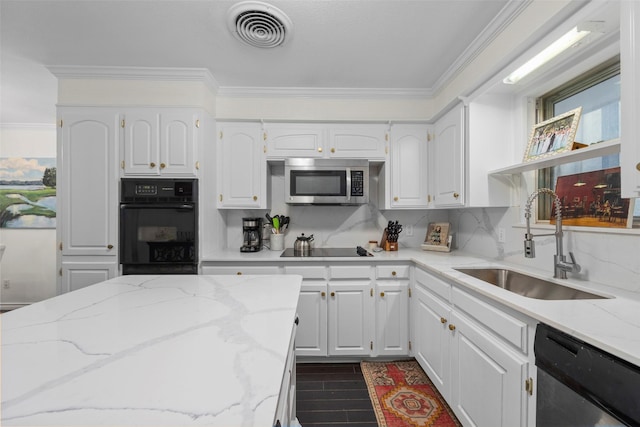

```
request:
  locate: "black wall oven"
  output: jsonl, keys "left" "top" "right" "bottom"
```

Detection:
{"left": 120, "top": 178, "right": 198, "bottom": 275}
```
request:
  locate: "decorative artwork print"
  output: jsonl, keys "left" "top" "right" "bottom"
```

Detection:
{"left": 0, "top": 157, "right": 57, "bottom": 228}
{"left": 550, "top": 167, "right": 634, "bottom": 228}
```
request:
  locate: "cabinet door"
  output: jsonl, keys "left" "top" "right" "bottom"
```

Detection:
{"left": 450, "top": 312, "right": 529, "bottom": 427}
{"left": 122, "top": 111, "right": 159, "bottom": 175}
{"left": 59, "top": 261, "right": 118, "bottom": 293}
{"left": 58, "top": 112, "right": 118, "bottom": 257}
{"left": 387, "top": 124, "right": 429, "bottom": 208}
{"left": 327, "top": 281, "right": 374, "bottom": 356}
{"left": 296, "top": 281, "right": 328, "bottom": 356}
{"left": 432, "top": 103, "right": 465, "bottom": 207}
{"left": 375, "top": 281, "right": 409, "bottom": 356}
{"left": 265, "top": 123, "right": 325, "bottom": 159}
{"left": 621, "top": 0, "right": 640, "bottom": 198}
{"left": 328, "top": 124, "right": 387, "bottom": 159}
{"left": 159, "top": 111, "right": 197, "bottom": 176}
{"left": 412, "top": 283, "right": 451, "bottom": 398}
{"left": 217, "top": 123, "right": 267, "bottom": 208}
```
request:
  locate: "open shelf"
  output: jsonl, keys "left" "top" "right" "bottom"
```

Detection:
{"left": 489, "top": 139, "right": 620, "bottom": 175}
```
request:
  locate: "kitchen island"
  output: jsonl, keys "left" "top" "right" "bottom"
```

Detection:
{"left": 1, "top": 274, "right": 302, "bottom": 426}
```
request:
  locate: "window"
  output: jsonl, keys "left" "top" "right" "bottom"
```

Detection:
{"left": 536, "top": 57, "right": 639, "bottom": 227}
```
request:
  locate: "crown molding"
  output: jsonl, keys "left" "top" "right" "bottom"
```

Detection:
{"left": 430, "top": 0, "right": 533, "bottom": 94}
{"left": 46, "top": 66, "right": 219, "bottom": 93}
{"left": 216, "top": 86, "right": 433, "bottom": 99}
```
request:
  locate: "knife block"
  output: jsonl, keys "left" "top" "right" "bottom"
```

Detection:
{"left": 385, "top": 241, "right": 398, "bottom": 251}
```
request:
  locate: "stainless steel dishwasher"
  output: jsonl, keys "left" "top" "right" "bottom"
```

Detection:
{"left": 535, "top": 323, "right": 640, "bottom": 426}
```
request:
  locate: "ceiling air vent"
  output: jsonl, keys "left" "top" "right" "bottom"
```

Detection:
{"left": 227, "top": 1, "right": 292, "bottom": 48}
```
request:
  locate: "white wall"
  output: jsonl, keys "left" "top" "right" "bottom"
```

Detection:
{"left": 0, "top": 125, "right": 57, "bottom": 307}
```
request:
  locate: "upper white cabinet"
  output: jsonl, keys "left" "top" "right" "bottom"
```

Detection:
{"left": 431, "top": 103, "right": 465, "bottom": 207}
{"left": 217, "top": 122, "right": 268, "bottom": 209}
{"left": 379, "top": 124, "right": 430, "bottom": 209}
{"left": 328, "top": 124, "right": 386, "bottom": 159}
{"left": 121, "top": 109, "right": 199, "bottom": 177}
{"left": 57, "top": 109, "right": 119, "bottom": 293}
{"left": 58, "top": 110, "right": 119, "bottom": 258}
{"left": 264, "top": 123, "right": 325, "bottom": 158}
{"left": 621, "top": 0, "right": 640, "bottom": 198}
{"left": 265, "top": 123, "right": 387, "bottom": 160}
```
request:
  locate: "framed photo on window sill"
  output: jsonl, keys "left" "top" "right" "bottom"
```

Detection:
{"left": 523, "top": 107, "right": 582, "bottom": 162}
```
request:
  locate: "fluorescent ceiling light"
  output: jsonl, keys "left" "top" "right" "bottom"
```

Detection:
{"left": 503, "top": 27, "right": 591, "bottom": 85}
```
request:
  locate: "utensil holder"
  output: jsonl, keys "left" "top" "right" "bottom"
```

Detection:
{"left": 270, "top": 233, "right": 285, "bottom": 251}
{"left": 385, "top": 241, "right": 398, "bottom": 251}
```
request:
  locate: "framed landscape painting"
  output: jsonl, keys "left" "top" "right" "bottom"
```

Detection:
{"left": 523, "top": 107, "right": 582, "bottom": 162}
{"left": 0, "top": 157, "right": 57, "bottom": 228}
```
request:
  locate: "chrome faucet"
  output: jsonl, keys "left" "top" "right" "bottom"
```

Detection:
{"left": 524, "top": 188, "right": 581, "bottom": 279}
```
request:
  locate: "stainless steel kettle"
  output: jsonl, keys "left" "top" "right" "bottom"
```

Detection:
{"left": 294, "top": 233, "right": 314, "bottom": 256}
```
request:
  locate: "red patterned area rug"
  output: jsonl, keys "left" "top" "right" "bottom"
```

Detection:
{"left": 361, "top": 360, "right": 462, "bottom": 427}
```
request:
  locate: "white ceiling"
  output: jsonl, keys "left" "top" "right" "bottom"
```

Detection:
{"left": 1, "top": 0, "right": 512, "bottom": 124}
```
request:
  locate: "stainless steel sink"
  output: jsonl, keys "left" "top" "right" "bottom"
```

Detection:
{"left": 453, "top": 268, "right": 608, "bottom": 300}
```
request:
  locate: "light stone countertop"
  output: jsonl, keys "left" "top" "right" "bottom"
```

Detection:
{"left": 203, "top": 248, "right": 640, "bottom": 367}
{"left": 1, "top": 274, "right": 302, "bottom": 426}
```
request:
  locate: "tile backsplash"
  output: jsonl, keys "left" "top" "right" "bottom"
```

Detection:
{"left": 223, "top": 165, "right": 639, "bottom": 294}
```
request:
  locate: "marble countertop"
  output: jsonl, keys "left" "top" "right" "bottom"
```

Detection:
{"left": 203, "top": 248, "right": 640, "bottom": 367}
{"left": 1, "top": 274, "right": 302, "bottom": 426}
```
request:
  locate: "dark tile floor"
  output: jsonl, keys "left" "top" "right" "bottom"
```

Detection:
{"left": 296, "top": 362, "right": 378, "bottom": 427}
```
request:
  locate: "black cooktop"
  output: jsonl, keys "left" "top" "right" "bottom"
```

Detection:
{"left": 280, "top": 247, "right": 369, "bottom": 257}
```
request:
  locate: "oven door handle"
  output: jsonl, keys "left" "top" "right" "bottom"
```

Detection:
{"left": 120, "top": 204, "right": 195, "bottom": 210}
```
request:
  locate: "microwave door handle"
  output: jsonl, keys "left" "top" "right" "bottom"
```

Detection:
{"left": 346, "top": 168, "right": 351, "bottom": 201}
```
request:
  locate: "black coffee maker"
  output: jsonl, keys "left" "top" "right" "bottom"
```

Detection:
{"left": 240, "top": 217, "right": 263, "bottom": 252}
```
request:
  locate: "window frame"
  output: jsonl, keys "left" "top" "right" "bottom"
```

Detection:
{"left": 536, "top": 57, "right": 621, "bottom": 220}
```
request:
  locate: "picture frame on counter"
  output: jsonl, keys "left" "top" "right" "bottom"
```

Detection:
{"left": 523, "top": 107, "right": 582, "bottom": 162}
{"left": 421, "top": 222, "right": 452, "bottom": 252}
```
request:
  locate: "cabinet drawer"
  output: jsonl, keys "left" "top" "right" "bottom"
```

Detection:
{"left": 284, "top": 265, "right": 327, "bottom": 280}
{"left": 452, "top": 286, "right": 528, "bottom": 352}
{"left": 201, "top": 266, "right": 281, "bottom": 275}
{"left": 414, "top": 268, "right": 450, "bottom": 302}
{"left": 376, "top": 265, "right": 410, "bottom": 279}
{"left": 329, "top": 265, "right": 372, "bottom": 279}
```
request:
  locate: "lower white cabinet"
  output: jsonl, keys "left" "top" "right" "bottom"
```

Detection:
{"left": 286, "top": 264, "right": 375, "bottom": 357}
{"left": 375, "top": 265, "right": 410, "bottom": 356}
{"left": 296, "top": 280, "right": 328, "bottom": 357}
{"left": 273, "top": 320, "right": 297, "bottom": 427}
{"left": 327, "top": 280, "right": 374, "bottom": 356}
{"left": 412, "top": 266, "right": 532, "bottom": 427}
{"left": 60, "top": 261, "right": 118, "bottom": 293}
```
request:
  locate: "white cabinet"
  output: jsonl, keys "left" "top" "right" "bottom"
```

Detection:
{"left": 57, "top": 109, "right": 119, "bottom": 293}
{"left": 217, "top": 122, "right": 268, "bottom": 209}
{"left": 265, "top": 123, "right": 325, "bottom": 158}
{"left": 450, "top": 310, "right": 528, "bottom": 427}
{"left": 621, "top": 0, "right": 640, "bottom": 198}
{"left": 265, "top": 123, "right": 387, "bottom": 160}
{"left": 327, "top": 280, "right": 374, "bottom": 356}
{"left": 121, "top": 109, "right": 199, "bottom": 177}
{"left": 412, "top": 274, "right": 451, "bottom": 395}
{"left": 380, "top": 124, "right": 430, "bottom": 209}
{"left": 285, "top": 265, "right": 328, "bottom": 357}
{"left": 412, "top": 266, "right": 532, "bottom": 427}
{"left": 274, "top": 321, "right": 297, "bottom": 427}
{"left": 375, "top": 265, "right": 410, "bottom": 356}
{"left": 60, "top": 262, "right": 118, "bottom": 293}
{"left": 431, "top": 103, "right": 465, "bottom": 207}
{"left": 328, "top": 124, "right": 386, "bottom": 159}
{"left": 201, "top": 265, "right": 281, "bottom": 275}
